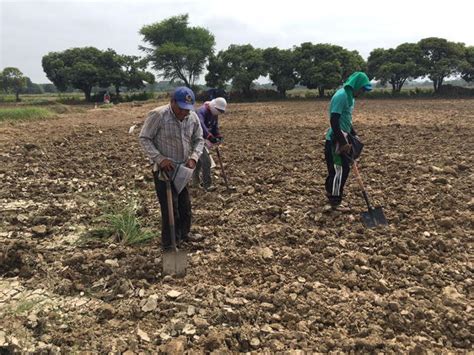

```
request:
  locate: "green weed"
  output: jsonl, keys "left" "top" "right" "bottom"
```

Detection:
{"left": 84, "top": 201, "right": 154, "bottom": 245}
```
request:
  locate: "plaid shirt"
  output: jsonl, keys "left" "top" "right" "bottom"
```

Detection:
{"left": 139, "top": 104, "right": 204, "bottom": 167}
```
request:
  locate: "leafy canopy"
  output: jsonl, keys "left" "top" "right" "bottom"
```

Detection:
{"left": 418, "top": 37, "right": 466, "bottom": 92}
{"left": 0, "top": 67, "right": 28, "bottom": 101}
{"left": 263, "top": 48, "right": 298, "bottom": 97}
{"left": 294, "top": 43, "right": 365, "bottom": 97}
{"left": 140, "top": 14, "right": 214, "bottom": 88}
{"left": 368, "top": 43, "right": 424, "bottom": 92}
{"left": 42, "top": 47, "right": 153, "bottom": 101}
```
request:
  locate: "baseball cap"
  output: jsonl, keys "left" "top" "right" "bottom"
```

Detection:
{"left": 172, "top": 86, "right": 195, "bottom": 110}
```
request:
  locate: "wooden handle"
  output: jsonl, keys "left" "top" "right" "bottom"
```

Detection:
{"left": 216, "top": 146, "right": 230, "bottom": 189}
{"left": 165, "top": 179, "right": 176, "bottom": 249}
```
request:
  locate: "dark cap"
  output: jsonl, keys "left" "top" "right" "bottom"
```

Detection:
{"left": 172, "top": 86, "right": 195, "bottom": 110}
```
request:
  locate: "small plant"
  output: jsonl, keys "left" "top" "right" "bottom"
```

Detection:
{"left": 99, "top": 103, "right": 114, "bottom": 109}
{"left": 85, "top": 201, "right": 154, "bottom": 245}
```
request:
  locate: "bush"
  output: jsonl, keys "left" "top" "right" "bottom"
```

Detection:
{"left": 436, "top": 84, "right": 474, "bottom": 97}
{"left": 28, "top": 98, "right": 53, "bottom": 105}
{"left": 57, "top": 96, "right": 84, "bottom": 105}
{"left": 0, "top": 95, "right": 17, "bottom": 103}
{"left": 0, "top": 107, "right": 54, "bottom": 122}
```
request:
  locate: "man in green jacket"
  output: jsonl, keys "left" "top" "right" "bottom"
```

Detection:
{"left": 324, "top": 71, "right": 372, "bottom": 209}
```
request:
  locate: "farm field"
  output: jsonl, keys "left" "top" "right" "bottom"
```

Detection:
{"left": 0, "top": 99, "right": 473, "bottom": 352}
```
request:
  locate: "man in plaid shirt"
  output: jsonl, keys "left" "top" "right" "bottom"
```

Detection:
{"left": 139, "top": 87, "right": 204, "bottom": 250}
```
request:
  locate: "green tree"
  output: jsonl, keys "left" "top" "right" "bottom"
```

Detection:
{"left": 263, "top": 47, "right": 297, "bottom": 97}
{"left": 140, "top": 14, "right": 215, "bottom": 88}
{"left": 23, "top": 77, "right": 44, "bottom": 94}
{"left": 42, "top": 47, "right": 152, "bottom": 101}
{"left": 0, "top": 67, "right": 27, "bottom": 101}
{"left": 368, "top": 43, "right": 424, "bottom": 92}
{"left": 100, "top": 50, "right": 155, "bottom": 97}
{"left": 205, "top": 53, "right": 231, "bottom": 89}
{"left": 42, "top": 47, "right": 104, "bottom": 101}
{"left": 294, "top": 43, "right": 365, "bottom": 97}
{"left": 461, "top": 46, "right": 474, "bottom": 82}
{"left": 215, "top": 44, "right": 267, "bottom": 96}
{"left": 418, "top": 37, "right": 466, "bottom": 92}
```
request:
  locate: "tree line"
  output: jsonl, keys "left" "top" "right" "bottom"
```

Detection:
{"left": 1, "top": 14, "right": 473, "bottom": 101}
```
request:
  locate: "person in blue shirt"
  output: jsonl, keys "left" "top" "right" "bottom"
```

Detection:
{"left": 324, "top": 72, "right": 372, "bottom": 210}
{"left": 193, "top": 97, "right": 227, "bottom": 191}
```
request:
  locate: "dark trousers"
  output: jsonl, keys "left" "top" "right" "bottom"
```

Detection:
{"left": 153, "top": 171, "right": 191, "bottom": 249}
{"left": 193, "top": 148, "right": 212, "bottom": 188}
{"left": 324, "top": 140, "right": 351, "bottom": 206}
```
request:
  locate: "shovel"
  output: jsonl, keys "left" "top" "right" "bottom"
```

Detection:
{"left": 162, "top": 173, "right": 187, "bottom": 277}
{"left": 351, "top": 159, "right": 388, "bottom": 228}
{"left": 215, "top": 145, "right": 236, "bottom": 192}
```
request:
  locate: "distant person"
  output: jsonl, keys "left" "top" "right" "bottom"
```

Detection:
{"left": 193, "top": 97, "right": 227, "bottom": 191}
{"left": 139, "top": 87, "right": 204, "bottom": 250}
{"left": 103, "top": 92, "right": 110, "bottom": 104}
{"left": 324, "top": 71, "right": 372, "bottom": 210}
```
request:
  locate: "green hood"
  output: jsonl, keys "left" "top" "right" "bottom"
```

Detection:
{"left": 343, "top": 71, "right": 371, "bottom": 106}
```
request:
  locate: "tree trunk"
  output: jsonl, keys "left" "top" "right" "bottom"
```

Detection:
{"left": 318, "top": 87, "right": 325, "bottom": 97}
{"left": 115, "top": 85, "right": 120, "bottom": 98}
{"left": 83, "top": 87, "right": 92, "bottom": 102}
{"left": 15, "top": 90, "right": 20, "bottom": 102}
{"left": 243, "top": 84, "right": 252, "bottom": 98}
{"left": 436, "top": 77, "right": 444, "bottom": 92}
{"left": 278, "top": 87, "right": 286, "bottom": 98}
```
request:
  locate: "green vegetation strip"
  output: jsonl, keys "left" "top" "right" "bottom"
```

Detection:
{"left": 0, "top": 107, "right": 54, "bottom": 122}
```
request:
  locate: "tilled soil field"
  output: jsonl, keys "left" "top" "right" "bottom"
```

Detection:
{"left": 0, "top": 99, "right": 473, "bottom": 352}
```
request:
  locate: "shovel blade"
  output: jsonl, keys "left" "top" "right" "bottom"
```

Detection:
{"left": 162, "top": 249, "right": 187, "bottom": 277}
{"left": 361, "top": 207, "right": 387, "bottom": 228}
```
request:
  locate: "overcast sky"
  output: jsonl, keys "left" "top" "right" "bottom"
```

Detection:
{"left": 1, "top": 0, "right": 473, "bottom": 83}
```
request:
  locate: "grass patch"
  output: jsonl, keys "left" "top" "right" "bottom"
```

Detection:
{"left": 99, "top": 103, "right": 114, "bottom": 109}
{"left": 14, "top": 298, "right": 43, "bottom": 314}
{"left": 84, "top": 201, "right": 155, "bottom": 245}
{"left": 0, "top": 107, "right": 54, "bottom": 122}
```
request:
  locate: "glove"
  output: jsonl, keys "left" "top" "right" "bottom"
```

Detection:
{"left": 215, "top": 136, "right": 223, "bottom": 143}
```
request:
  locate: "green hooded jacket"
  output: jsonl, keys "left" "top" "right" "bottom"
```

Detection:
{"left": 325, "top": 71, "right": 371, "bottom": 141}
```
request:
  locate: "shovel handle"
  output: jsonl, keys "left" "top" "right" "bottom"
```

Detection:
{"left": 351, "top": 160, "right": 373, "bottom": 210}
{"left": 215, "top": 146, "right": 230, "bottom": 190}
{"left": 164, "top": 176, "right": 177, "bottom": 249}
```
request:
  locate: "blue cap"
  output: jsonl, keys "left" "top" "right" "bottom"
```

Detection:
{"left": 172, "top": 86, "right": 195, "bottom": 110}
{"left": 363, "top": 84, "right": 373, "bottom": 92}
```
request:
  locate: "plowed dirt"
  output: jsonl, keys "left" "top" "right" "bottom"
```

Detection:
{"left": 1, "top": 99, "right": 472, "bottom": 352}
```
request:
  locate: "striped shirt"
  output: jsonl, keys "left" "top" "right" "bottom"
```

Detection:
{"left": 139, "top": 104, "right": 204, "bottom": 167}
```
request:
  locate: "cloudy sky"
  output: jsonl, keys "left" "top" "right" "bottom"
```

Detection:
{"left": 1, "top": 0, "right": 473, "bottom": 83}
